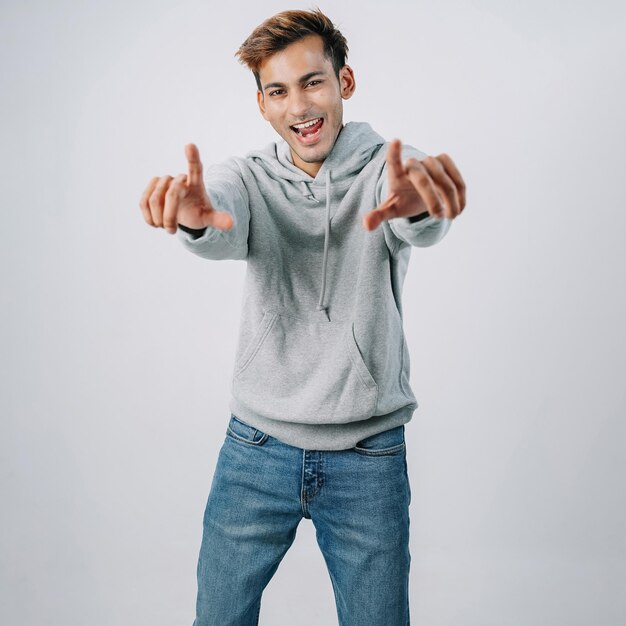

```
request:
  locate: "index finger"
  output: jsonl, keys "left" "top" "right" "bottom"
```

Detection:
{"left": 185, "top": 143, "right": 203, "bottom": 186}
{"left": 386, "top": 139, "right": 404, "bottom": 178}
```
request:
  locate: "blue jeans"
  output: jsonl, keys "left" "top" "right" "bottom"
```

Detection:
{"left": 192, "top": 414, "right": 412, "bottom": 626}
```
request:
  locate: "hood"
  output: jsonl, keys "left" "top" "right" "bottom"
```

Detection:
{"left": 245, "top": 120, "right": 386, "bottom": 185}
{"left": 244, "top": 121, "right": 387, "bottom": 320}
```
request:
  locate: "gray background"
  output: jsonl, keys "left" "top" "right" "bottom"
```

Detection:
{"left": 2, "top": 0, "right": 625, "bottom": 624}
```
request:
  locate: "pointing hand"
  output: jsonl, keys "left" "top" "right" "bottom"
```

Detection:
{"left": 139, "top": 143, "right": 234, "bottom": 234}
{"left": 362, "top": 139, "right": 466, "bottom": 231}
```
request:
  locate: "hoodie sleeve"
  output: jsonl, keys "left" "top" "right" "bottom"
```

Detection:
{"left": 176, "top": 158, "right": 250, "bottom": 261}
{"left": 377, "top": 143, "right": 452, "bottom": 255}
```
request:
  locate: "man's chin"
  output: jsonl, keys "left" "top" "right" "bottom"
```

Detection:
{"left": 290, "top": 141, "right": 331, "bottom": 165}
{"left": 294, "top": 150, "right": 326, "bottom": 164}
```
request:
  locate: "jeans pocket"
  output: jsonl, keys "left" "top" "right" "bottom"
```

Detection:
{"left": 353, "top": 424, "right": 406, "bottom": 456}
{"left": 226, "top": 414, "right": 269, "bottom": 446}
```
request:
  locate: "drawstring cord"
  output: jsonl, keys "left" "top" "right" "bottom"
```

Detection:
{"left": 316, "top": 169, "right": 331, "bottom": 321}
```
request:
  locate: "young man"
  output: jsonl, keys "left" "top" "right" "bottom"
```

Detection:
{"left": 140, "top": 9, "right": 465, "bottom": 626}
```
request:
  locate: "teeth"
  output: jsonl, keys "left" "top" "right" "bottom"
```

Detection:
{"left": 292, "top": 118, "right": 321, "bottom": 129}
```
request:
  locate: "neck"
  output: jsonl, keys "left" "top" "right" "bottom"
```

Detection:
{"left": 290, "top": 123, "right": 345, "bottom": 177}
{"left": 291, "top": 156, "right": 322, "bottom": 177}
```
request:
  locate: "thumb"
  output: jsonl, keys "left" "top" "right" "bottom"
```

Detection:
{"left": 201, "top": 209, "right": 234, "bottom": 231}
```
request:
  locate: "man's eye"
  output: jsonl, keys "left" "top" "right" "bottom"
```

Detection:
{"left": 307, "top": 80, "right": 322, "bottom": 87}
{"left": 269, "top": 89, "right": 284, "bottom": 96}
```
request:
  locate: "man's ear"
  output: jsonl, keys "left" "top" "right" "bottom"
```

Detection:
{"left": 339, "top": 65, "right": 356, "bottom": 100}
{"left": 257, "top": 90, "right": 268, "bottom": 120}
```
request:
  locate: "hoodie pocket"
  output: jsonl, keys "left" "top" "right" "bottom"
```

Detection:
{"left": 232, "top": 308, "right": 378, "bottom": 424}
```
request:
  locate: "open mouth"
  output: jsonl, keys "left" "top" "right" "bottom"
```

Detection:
{"left": 290, "top": 117, "right": 324, "bottom": 144}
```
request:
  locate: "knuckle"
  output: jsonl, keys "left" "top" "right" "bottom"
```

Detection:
{"left": 148, "top": 209, "right": 162, "bottom": 228}
{"left": 444, "top": 181, "right": 456, "bottom": 196}
{"left": 411, "top": 171, "right": 429, "bottom": 186}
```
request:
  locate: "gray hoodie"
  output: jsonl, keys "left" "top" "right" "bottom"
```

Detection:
{"left": 177, "top": 121, "right": 452, "bottom": 450}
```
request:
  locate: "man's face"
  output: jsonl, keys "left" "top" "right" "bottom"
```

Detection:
{"left": 256, "top": 34, "right": 356, "bottom": 177}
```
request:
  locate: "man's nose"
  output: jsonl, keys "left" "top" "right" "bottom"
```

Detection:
{"left": 288, "top": 90, "right": 312, "bottom": 120}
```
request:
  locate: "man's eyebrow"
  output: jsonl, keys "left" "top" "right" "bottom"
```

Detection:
{"left": 262, "top": 71, "right": 326, "bottom": 92}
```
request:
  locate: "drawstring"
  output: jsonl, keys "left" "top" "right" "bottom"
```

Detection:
{"left": 316, "top": 169, "right": 331, "bottom": 320}
{"left": 300, "top": 180, "right": 314, "bottom": 199}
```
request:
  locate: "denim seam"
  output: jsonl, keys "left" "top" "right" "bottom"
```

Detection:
{"left": 226, "top": 426, "right": 269, "bottom": 446}
{"left": 353, "top": 441, "right": 406, "bottom": 456}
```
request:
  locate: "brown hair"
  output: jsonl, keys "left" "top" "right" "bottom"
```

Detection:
{"left": 235, "top": 8, "right": 349, "bottom": 91}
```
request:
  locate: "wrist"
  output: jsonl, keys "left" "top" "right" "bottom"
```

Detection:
{"left": 178, "top": 223, "right": 207, "bottom": 238}
{"left": 407, "top": 211, "right": 430, "bottom": 223}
